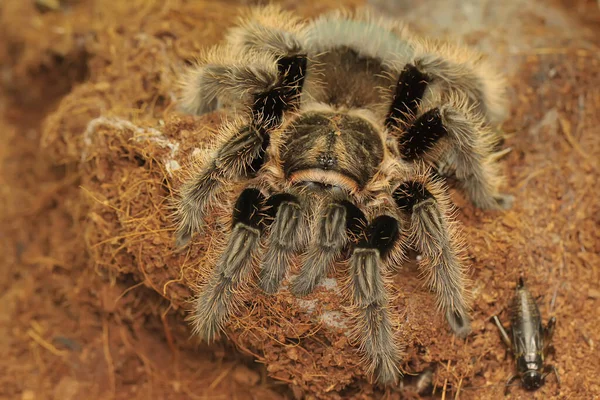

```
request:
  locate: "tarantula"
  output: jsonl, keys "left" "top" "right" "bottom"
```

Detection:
{"left": 174, "top": 6, "right": 512, "bottom": 385}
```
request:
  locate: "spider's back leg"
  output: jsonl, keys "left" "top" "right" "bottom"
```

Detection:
{"left": 385, "top": 61, "right": 512, "bottom": 210}
{"left": 411, "top": 38, "right": 508, "bottom": 126}
{"left": 226, "top": 5, "right": 307, "bottom": 60}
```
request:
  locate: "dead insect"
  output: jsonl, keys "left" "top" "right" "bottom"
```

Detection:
{"left": 492, "top": 277, "right": 560, "bottom": 394}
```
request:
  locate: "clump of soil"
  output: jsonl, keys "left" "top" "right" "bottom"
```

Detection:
{"left": 1, "top": 0, "right": 599, "bottom": 399}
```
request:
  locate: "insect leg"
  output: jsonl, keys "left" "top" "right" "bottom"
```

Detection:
{"left": 504, "top": 374, "right": 519, "bottom": 395}
{"left": 492, "top": 315, "right": 512, "bottom": 348}
{"left": 543, "top": 365, "right": 561, "bottom": 387}
{"left": 544, "top": 316, "right": 557, "bottom": 342}
{"left": 543, "top": 316, "right": 557, "bottom": 356}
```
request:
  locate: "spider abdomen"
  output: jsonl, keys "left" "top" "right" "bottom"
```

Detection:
{"left": 280, "top": 112, "right": 384, "bottom": 190}
{"left": 311, "top": 47, "right": 389, "bottom": 109}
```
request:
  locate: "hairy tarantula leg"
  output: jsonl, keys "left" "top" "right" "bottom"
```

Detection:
{"left": 180, "top": 51, "right": 278, "bottom": 116}
{"left": 397, "top": 106, "right": 512, "bottom": 210}
{"left": 228, "top": 8, "right": 308, "bottom": 113}
{"left": 259, "top": 193, "right": 306, "bottom": 294}
{"left": 412, "top": 46, "right": 508, "bottom": 125}
{"left": 290, "top": 201, "right": 366, "bottom": 297}
{"left": 438, "top": 105, "right": 513, "bottom": 210}
{"left": 226, "top": 6, "right": 306, "bottom": 59}
{"left": 252, "top": 54, "right": 307, "bottom": 126}
{"left": 174, "top": 55, "right": 308, "bottom": 248}
{"left": 190, "top": 188, "right": 266, "bottom": 342}
{"left": 350, "top": 215, "right": 403, "bottom": 385}
{"left": 180, "top": 44, "right": 307, "bottom": 117}
{"left": 543, "top": 316, "right": 557, "bottom": 355}
{"left": 393, "top": 180, "right": 471, "bottom": 338}
{"left": 174, "top": 123, "right": 268, "bottom": 247}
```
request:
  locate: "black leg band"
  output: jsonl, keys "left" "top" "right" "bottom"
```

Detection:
{"left": 356, "top": 215, "right": 400, "bottom": 257}
{"left": 398, "top": 108, "right": 447, "bottom": 161}
{"left": 232, "top": 188, "right": 266, "bottom": 230}
{"left": 252, "top": 54, "right": 307, "bottom": 127}
{"left": 386, "top": 64, "right": 430, "bottom": 129}
{"left": 392, "top": 180, "right": 434, "bottom": 212}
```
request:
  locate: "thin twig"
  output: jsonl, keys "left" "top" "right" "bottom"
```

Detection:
{"left": 27, "top": 329, "right": 67, "bottom": 357}
{"left": 102, "top": 317, "right": 116, "bottom": 398}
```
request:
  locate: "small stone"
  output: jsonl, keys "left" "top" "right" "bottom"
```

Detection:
{"left": 287, "top": 346, "right": 299, "bottom": 361}
{"left": 481, "top": 292, "right": 496, "bottom": 305}
{"left": 21, "top": 391, "right": 35, "bottom": 400}
{"left": 588, "top": 288, "right": 600, "bottom": 299}
{"left": 35, "top": 0, "right": 61, "bottom": 12}
{"left": 232, "top": 365, "right": 260, "bottom": 387}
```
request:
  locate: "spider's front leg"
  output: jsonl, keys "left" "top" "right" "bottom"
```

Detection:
{"left": 190, "top": 188, "right": 266, "bottom": 341}
{"left": 393, "top": 178, "right": 471, "bottom": 337}
{"left": 348, "top": 214, "right": 404, "bottom": 385}
{"left": 174, "top": 49, "right": 307, "bottom": 247}
{"left": 192, "top": 189, "right": 310, "bottom": 340}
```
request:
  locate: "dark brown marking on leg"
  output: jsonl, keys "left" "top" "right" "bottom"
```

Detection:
{"left": 398, "top": 108, "right": 447, "bottom": 161}
{"left": 386, "top": 64, "right": 430, "bottom": 129}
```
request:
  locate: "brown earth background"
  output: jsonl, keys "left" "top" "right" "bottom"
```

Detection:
{"left": 1, "top": 0, "right": 599, "bottom": 399}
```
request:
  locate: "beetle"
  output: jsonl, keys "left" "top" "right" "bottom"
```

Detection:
{"left": 492, "top": 277, "right": 560, "bottom": 393}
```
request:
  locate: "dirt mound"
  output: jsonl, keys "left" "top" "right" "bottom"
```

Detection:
{"left": 1, "top": 0, "right": 599, "bottom": 399}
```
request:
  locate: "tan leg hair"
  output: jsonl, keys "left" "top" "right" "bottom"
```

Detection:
{"left": 305, "top": 8, "right": 415, "bottom": 64}
{"left": 346, "top": 210, "right": 405, "bottom": 386}
{"left": 259, "top": 195, "right": 308, "bottom": 294}
{"left": 178, "top": 47, "right": 279, "bottom": 116}
{"left": 189, "top": 223, "right": 260, "bottom": 342}
{"left": 412, "top": 38, "right": 508, "bottom": 125}
{"left": 233, "top": 4, "right": 306, "bottom": 35}
{"left": 290, "top": 200, "right": 349, "bottom": 296}
{"left": 411, "top": 198, "right": 471, "bottom": 336}
{"left": 393, "top": 171, "right": 471, "bottom": 337}
{"left": 226, "top": 5, "right": 306, "bottom": 58}
{"left": 392, "top": 88, "right": 512, "bottom": 210}
{"left": 438, "top": 99, "right": 514, "bottom": 210}
{"left": 174, "top": 119, "right": 265, "bottom": 247}
{"left": 349, "top": 248, "right": 402, "bottom": 385}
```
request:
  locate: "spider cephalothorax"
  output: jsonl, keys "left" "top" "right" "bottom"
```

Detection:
{"left": 174, "top": 6, "right": 512, "bottom": 385}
